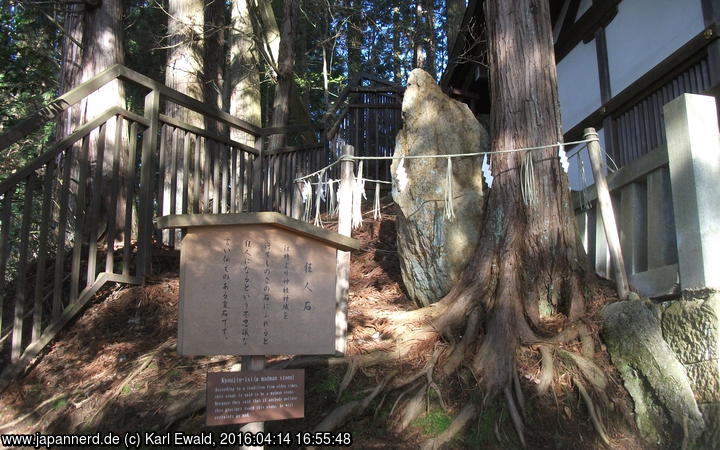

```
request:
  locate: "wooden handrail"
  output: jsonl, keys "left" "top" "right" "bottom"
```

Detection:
{"left": 0, "top": 64, "right": 265, "bottom": 159}
{"left": 159, "top": 114, "right": 259, "bottom": 156}
{"left": 115, "top": 66, "right": 262, "bottom": 136}
{"left": 0, "top": 65, "right": 124, "bottom": 155}
{"left": 0, "top": 106, "right": 145, "bottom": 194}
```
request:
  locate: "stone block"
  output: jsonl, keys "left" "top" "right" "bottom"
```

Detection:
{"left": 699, "top": 403, "right": 720, "bottom": 447}
{"left": 685, "top": 360, "right": 720, "bottom": 404}
{"left": 662, "top": 294, "right": 720, "bottom": 364}
{"left": 664, "top": 94, "right": 720, "bottom": 290}
{"left": 601, "top": 300, "right": 704, "bottom": 445}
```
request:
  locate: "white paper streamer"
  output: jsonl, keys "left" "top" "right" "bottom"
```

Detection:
{"left": 301, "top": 180, "right": 312, "bottom": 203}
{"left": 373, "top": 182, "right": 381, "bottom": 220}
{"left": 481, "top": 154, "right": 494, "bottom": 188}
{"left": 558, "top": 142, "right": 569, "bottom": 173}
{"left": 314, "top": 173, "right": 323, "bottom": 227}
{"left": 328, "top": 179, "right": 336, "bottom": 216}
{"left": 352, "top": 161, "right": 366, "bottom": 229}
{"left": 444, "top": 157, "right": 455, "bottom": 221}
{"left": 395, "top": 156, "right": 409, "bottom": 192}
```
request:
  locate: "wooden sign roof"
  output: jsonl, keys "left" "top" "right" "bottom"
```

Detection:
{"left": 156, "top": 212, "right": 360, "bottom": 252}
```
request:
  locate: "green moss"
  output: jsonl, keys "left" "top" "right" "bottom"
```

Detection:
{"left": 317, "top": 374, "right": 338, "bottom": 394}
{"left": 412, "top": 410, "right": 452, "bottom": 436}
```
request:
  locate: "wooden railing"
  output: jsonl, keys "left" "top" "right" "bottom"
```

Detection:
{"left": 0, "top": 65, "right": 405, "bottom": 390}
{"left": 324, "top": 72, "right": 403, "bottom": 184}
{"left": 573, "top": 143, "right": 679, "bottom": 298}
{"left": 0, "top": 65, "right": 275, "bottom": 391}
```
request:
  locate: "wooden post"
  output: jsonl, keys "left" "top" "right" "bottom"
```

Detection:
{"left": 252, "top": 135, "right": 264, "bottom": 212}
{"left": 584, "top": 128, "right": 630, "bottom": 299}
{"left": 239, "top": 355, "right": 266, "bottom": 450}
{"left": 138, "top": 89, "right": 160, "bottom": 278}
{"left": 335, "top": 144, "right": 354, "bottom": 354}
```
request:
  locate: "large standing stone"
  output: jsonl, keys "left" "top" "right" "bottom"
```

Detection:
{"left": 601, "top": 300, "right": 705, "bottom": 446}
{"left": 390, "top": 69, "right": 489, "bottom": 307}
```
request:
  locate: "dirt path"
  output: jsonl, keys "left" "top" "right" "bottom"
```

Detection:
{"left": 0, "top": 205, "right": 647, "bottom": 449}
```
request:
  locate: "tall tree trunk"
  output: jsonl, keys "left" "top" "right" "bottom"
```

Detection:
{"left": 452, "top": 0, "right": 590, "bottom": 393}
{"left": 413, "top": 1, "right": 424, "bottom": 69}
{"left": 251, "top": 0, "right": 312, "bottom": 139}
{"left": 424, "top": 0, "right": 436, "bottom": 79}
{"left": 164, "top": 0, "right": 204, "bottom": 220}
{"left": 346, "top": 0, "right": 362, "bottom": 78}
{"left": 228, "top": 0, "right": 261, "bottom": 144}
{"left": 268, "top": 0, "right": 297, "bottom": 151}
{"left": 204, "top": 0, "right": 227, "bottom": 115}
{"left": 56, "top": 3, "right": 84, "bottom": 140}
{"left": 228, "top": 0, "right": 261, "bottom": 211}
{"left": 295, "top": 12, "right": 308, "bottom": 107}
{"left": 392, "top": 6, "right": 402, "bottom": 83}
{"left": 165, "top": 0, "right": 205, "bottom": 126}
{"left": 77, "top": 0, "right": 126, "bottom": 244}
{"left": 445, "top": 0, "right": 464, "bottom": 54}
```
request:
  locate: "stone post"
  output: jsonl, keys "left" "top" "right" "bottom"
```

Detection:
{"left": 664, "top": 93, "right": 720, "bottom": 291}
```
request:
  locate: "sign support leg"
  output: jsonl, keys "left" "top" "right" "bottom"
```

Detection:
{"left": 239, "top": 355, "right": 266, "bottom": 450}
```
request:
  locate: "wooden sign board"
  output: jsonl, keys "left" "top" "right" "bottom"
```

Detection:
{"left": 157, "top": 213, "right": 360, "bottom": 356}
{"left": 206, "top": 369, "right": 304, "bottom": 426}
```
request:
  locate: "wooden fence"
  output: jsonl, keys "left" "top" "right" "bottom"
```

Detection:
{"left": 574, "top": 142, "right": 679, "bottom": 298}
{"left": 0, "top": 65, "right": 334, "bottom": 390}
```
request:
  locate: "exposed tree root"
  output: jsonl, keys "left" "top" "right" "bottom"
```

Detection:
{"left": 0, "top": 391, "right": 81, "bottom": 432}
{"left": 420, "top": 403, "right": 477, "bottom": 450}
{"left": 504, "top": 386, "right": 527, "bottom": 448}
{"left": 313, "top": 371, "right": 395, "bottom": 432}
{"left": 574, "top": 376, "right": 611, "bottom": 445}
{"left": 537, "top": 345, "right": 554, "bottom": 395}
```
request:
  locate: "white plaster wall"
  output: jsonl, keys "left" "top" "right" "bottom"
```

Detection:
{"left": 557, "top": 39, "right": 602, "bottom": 133}
{"left": 606, "top": 0, "right": 705, "bottom": 96}
{"left": 567, "top": 128, "right": 606, "bottom": 190}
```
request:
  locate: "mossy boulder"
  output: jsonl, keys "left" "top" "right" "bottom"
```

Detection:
{"left": 601, "top": 300, "right": 704, "bottom": 446}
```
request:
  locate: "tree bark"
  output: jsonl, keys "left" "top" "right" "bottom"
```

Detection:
{"left": 203, "top": 0, "right": 227, "bottom": 116}
{"left": 56, "top": 3, "right": 84, "bottom": 140}
{"left": 165, "top": 0, "right": 205, "bottom": 126}
{"left": 445, "top": 0, "right": 465, "bottom": 54}
{"left": 164, "top": 0, "right": 204, "bottom": 220}
{"left": 392, "top": 6, "right": 402, "bottom": 83}
{"left": 76, "top": 0, "right": 126, "bottom": 242}
{"left": 268, "top": 0, "right": 298, "bottom": 151}
{"left": 346, "top": 0, "right": 363, "bottom": 79}
{"left": 228, "top": 0, "right": 262, "bottom": 144}
{"left": 424, "top": 0, "right": 436, "bottom": 80}
{"left": 454, "top": 0, "right": 591, "bottom": 393}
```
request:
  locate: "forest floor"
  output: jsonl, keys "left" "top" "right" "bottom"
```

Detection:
{"left": 0, "top": 202, "right": 650, "bottom": 449}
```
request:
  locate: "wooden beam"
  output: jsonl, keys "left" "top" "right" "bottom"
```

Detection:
{"left": 335, "top": 144, "right": 354, "bottom": 355}
{"left": 0, "top": 107, "right": 139, "bottom": 195}
{"left": 116, "top": 66, "right": 261, "bottom": 136}
{"left": 0, "top": 65, "right": 124, "bottom": 155}
{"left": 555, "top": 0, "right": 620, "bottom": 63}
{"left": 585, "top": 128, "right": 629, "bottom": 300}
{"left": 564, "top": 26, "right": 717, "bottom": 142}
{"left": 155, "top": 212, "right": 361, "bottom": 252}
{"left": 159, "top": 114, "right": 259, "bottom": 156}
{"left": 0, "top": 272, "right": 143, "bottom": 395}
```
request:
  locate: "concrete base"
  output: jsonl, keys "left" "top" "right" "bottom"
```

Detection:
{"left": 628, "top": 264, "right": 679, "bottom": 298}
